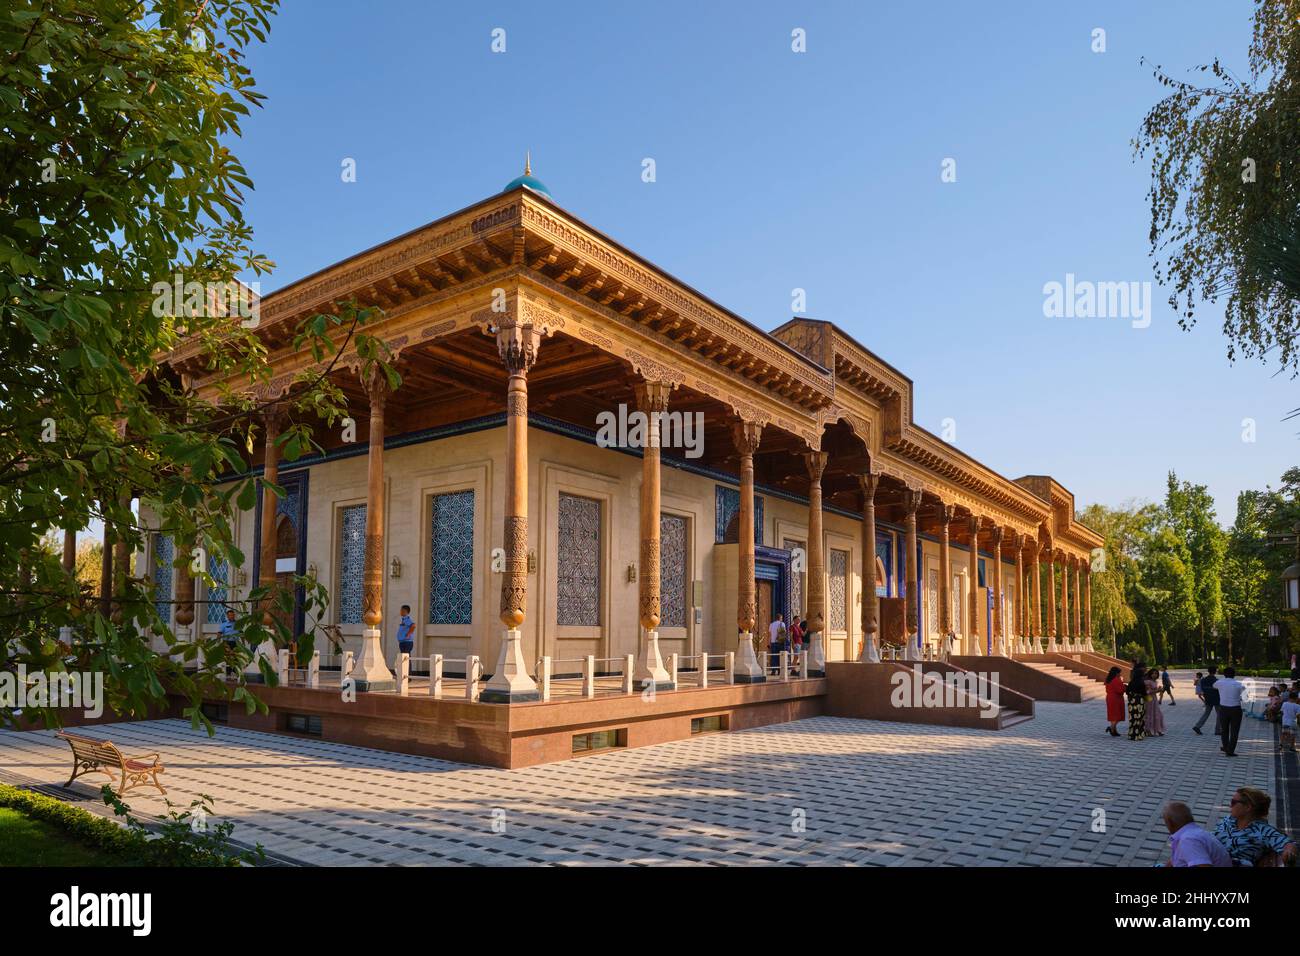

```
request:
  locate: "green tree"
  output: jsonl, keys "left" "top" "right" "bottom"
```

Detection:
{"left": 1135, "top": 0, "right": 1300, "bottom": 374}
{"left": 1164, "top": 472, "right": 1227, "bottom": 658}
{"left": 0, "top": 0, "right": 393, "bottom": 730}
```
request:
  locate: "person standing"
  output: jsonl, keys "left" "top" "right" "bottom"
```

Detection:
{"left": 789, "top": 616, "right": 803, "bottom": 670}
{"left": 1126, "top": 663, "right": 1148, "bottom": 741}
{"left": 1145, "top": 668, "right": 1166, "bottom": 736}
{"left": 768, "top": 613, "right": 787, "bottom": 671}
{"left": 395, "top": 603, "right": 415, "bottom": 656}
{"left": 1216, "top": 666, "right": 1246, "bottom": 757}
{"left": 220, "top": 607, "right": 239, "bottom": 649}
{"left": 1193, "top": 665, "right": 1219, "bottom": 736}
{"left": 1160, "top": 666, "right": 1175, "bottom": 705}
{"left": 1104, "top": 666, "right": 1126, "bottom": 737}
{"left": 1281, "top": 691, "right": 1299, "bottom": 753}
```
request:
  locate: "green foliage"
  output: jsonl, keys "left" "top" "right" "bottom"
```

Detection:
{"left": 1135, "top": 0, "right": 1300, "bottom": 373}
{"left": 0, "top": 782, "right": 260, "bottom": 866}
{"left": 1085, "top": 466, "right": 1300, "bottom": 667}
{"left": 0, "top": 1, "right": 396, "bottom": 729}
{"left": 1120, "top": 640, "right": 1146, "bottom": 664}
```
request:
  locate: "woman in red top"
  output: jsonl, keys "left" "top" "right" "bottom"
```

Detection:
{"left": 1104, "top": 666, "right": 1126, "bottom": 737}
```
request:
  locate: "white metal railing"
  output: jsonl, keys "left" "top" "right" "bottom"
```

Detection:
{"left": 536, "top": 654, "right": 636, "bottom": 700}
{"left": 395, "top": 653, "right": 480, "bottom": 700}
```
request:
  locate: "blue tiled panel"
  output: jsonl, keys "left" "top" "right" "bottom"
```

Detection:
{"left": 429, "top": 491, "right": 474, "bottom": 625}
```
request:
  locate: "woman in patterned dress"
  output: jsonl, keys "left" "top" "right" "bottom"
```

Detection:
{"left": 1126, "top": 664, "right": 1147, "bottom": 741}
{"left": 1213, "top": 788, "right": 1297, "bottom": 867}
{"left": 1144, "top": 668, "right": 1166, "bottom": 736}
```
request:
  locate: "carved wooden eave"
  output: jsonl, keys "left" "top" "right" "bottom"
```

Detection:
{"left": 773, "top": 318, "right": 1056, "bottom": 529}
{"left": 165, "top": 188, "right": 837, "bottom": 418}
{"left": 1015, "top": 474, "right": 1104, "bottom": 555}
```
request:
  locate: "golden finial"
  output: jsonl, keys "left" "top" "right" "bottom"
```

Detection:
{"left": 524, "top": 150, "right": 531, "bottom": 176}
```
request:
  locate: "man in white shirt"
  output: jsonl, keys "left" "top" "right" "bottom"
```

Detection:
{"left": 1162, "top": 802, "right": 1231, "bottom": 867}
{"left": 1215, "top": 667, "right": 1246, "bottom": 757}
{"left": 768, "top": 614, "right": 786, "bottom": 670}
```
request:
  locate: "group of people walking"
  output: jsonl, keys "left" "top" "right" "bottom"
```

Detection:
{"left": 1103, "top": 662, "right": 1174, "bottom": 740}
{"left": 766, "top": 613, "right": 805, "bottom": 671}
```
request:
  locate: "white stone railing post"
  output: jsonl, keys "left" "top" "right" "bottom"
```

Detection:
{"left": 700, "top": 653, "right": 709, "bottom": 688}
{"left": 308, "top": 650, "right": 320, "bottom": 688}
{"left": 800, "top": 649, "right": 809, "bottom": 679}
{"left": 276, "top": 648, "right": 290, "bottom": 685}
{"left": 398, "top": 653, "right": 410, "bottom": 696}
{"left": 342, "top": 650, "right": 355, "bottom": 680}
{"left": 430, "top": 654, "right": 444, "bottom": 699}
{"left": 780, "top": 650, "right": 789, "bottom": 681}
{"left": 465, "top": 655, "right": 481, "bottom": 700}
{"left": 669, "top": 653, "right": 679, "bottom": 689}
{"left": 726, "top": 651, "right": 735, "bottom": 685}
{"left": 624, "top": 654, "right": 635, "bottom": 694}
{"left": 540, "top": 656, "right": 552, "bottom": 701}
{"left": 583, "top": 655, "right": 596, "bottom": 699}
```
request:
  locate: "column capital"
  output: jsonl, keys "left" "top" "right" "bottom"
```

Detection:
{"left": 633, "top": 379, "right": 674, "bottom": 413}
{"left": 261, "top": 401, "right": 287, "bottom": 436}
{"left": 990, "top": 525, "right": 1004, "bottom": 547}
{"left": 940, "top": 502, "right": 956, "bottom": 525}
{"left": 360, "top": 363, "right": 392, "bottom": 408}
{"left": 902, "top": 487, "right": 923, "bottom": 516}
{"left": 858, "top": 471, "right": 880, "bottom": 499}
{"left": 967, "top": 512, "right": 982, "bottom": 537}
{"left": 496, "top": 321, "right": 542, "bottom": 375}
{"left": 731, "top": 418, "right": 763, "bottom": 457}
{"left": 803, "top": 449, "right": 828, "bottom": 482}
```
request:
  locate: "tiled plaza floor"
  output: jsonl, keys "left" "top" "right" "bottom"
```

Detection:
{"left": 0, "top": 672, "right": 1277, "bottom": 866}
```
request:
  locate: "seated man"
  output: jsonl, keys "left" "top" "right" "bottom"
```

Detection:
{"left": 1162, "top": 801, "right": 1230, "bottom": 867}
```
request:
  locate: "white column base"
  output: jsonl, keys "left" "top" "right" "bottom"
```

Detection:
{"left": 734, "top": 631, "right": 766, "bottom": 683}
{"left": 634, "top": 628, "right": 674, "bottom": 691}
{"left": 348, "top": 627, "right": 396, "bottom": 692}
{"left": 1084, "top": 638, "right": 1095, "bottom": 653}
{"left": 481, "top": 628, "right": 540, "bottom": 703}
{"left": 860, "top": 634, "right": 881, "bottom": 663}
{"left": 807, "top": 630, "right": 826, "bottom": 676}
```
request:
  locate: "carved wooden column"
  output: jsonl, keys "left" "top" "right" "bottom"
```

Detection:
{"left": 483, "top": 322, "right": 543, "bottom": 702}
{"left": 1012, "top": 533, "right": 1026, "bottom": 656}
{"left": 1072, "top": 558, "right": 1082, "bottom": 651}
{"left": 938, "top": 503, "right": 954, "bottom": 657}
{"left": 902, "top": 488, "right": 922, "bottom": 661}
{"left": 858, "top": 472, "right": 880, "bottom": 662}
{"left": 1032, "top": 537, "right": 1044, "bottom": 653}
{"left": 173, "top": 531, "right": 195, "bottom": 658}
{"left": 967, "top": 514, "right": 982, "bottom": 656}
{"left": 1045, "top": 545, "right": 1059, "bottom": 652}
{"left": 1059, "top": 553, "right": 1071, "bottom": 651}
{"left": 633, "top": 380, "right": 674, "bottom": 690}
{"left": 990, "top": 527, "right": 1005, "bottom": 656}
{"left": 732, "top": 420, "right": 765, "bottom": 682}
{"left": 248, "top": 404, "right": 285, "bottom": 679}
{"left": 804, "top": 450, "right": 828, "bottom": 676}
{"left": 1083, "top": 563, "right": 1094, "bottom": 652}
{"left": 349, "top": 371, "right": 399, "bottom": 692}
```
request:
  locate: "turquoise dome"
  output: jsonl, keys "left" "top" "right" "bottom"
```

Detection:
{"left": 503, "top": 155, "right": 552, "bottom": 199}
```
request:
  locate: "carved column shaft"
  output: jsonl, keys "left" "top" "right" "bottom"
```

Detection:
{"left": 1045, "top": 547, "right": 1057, "bottom": 645}
{"left": 634, "top": 381, "right": 674, "bottom": 689}
{"left": 1032, "top": 540, "right": 1044, "bottom": 649}
{"left": 99, "top": 503, "right": 113, "bottom": 618}
{"left": 362, "top": 373, "right": 389, "bottom": 629}
{"left": 938, "top": 504, "right": 953, "bottom": 636}
{"left": 859, "top": 473, "right": 880, "bottom": 662}
{"left": 1073, "top": 559, "right": 1082, "bottom": 639}
{"left": 968, "top": 515, "right": 981, "bottom": 656}
{"left": 804, "top": 451, "right": 828, "bottom": 638}
{"left": 1083, "top": 564, "right": 1093, "bottom": 642}
{"left": 258, "top": 407, "right": 283, "bottom": 627}
{"left": 734, "top": 421, "right": 763, "bottom": 634}
{"left": 1014, "top": 534, "right": 1026, "bottom": 650}
{"left": 990, "top": 527, "right": 1004, "bottom": 653}
{"left": 1059, "top": 554, "right": 1070, "bottom": 643}
{"left": 903, "top": 489, "right": 922, "bottom": 654}
{"left": 111, "top": 489, "right": 131, "bottom": 625}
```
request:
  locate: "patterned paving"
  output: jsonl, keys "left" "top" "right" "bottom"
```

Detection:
{"left": 0, "top": 672, "right": 1276, "bottom": 866}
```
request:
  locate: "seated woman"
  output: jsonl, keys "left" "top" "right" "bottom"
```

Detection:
{"left": 1213, "top": 787, "right": 1297, "bottom": 867}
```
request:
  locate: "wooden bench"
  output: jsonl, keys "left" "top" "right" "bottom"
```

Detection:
{"left": 55, "top": 732, "right": 166, "bottom": 797}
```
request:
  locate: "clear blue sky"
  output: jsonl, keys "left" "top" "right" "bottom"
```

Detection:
{"left": 233, "top": 0, "right": 1294, "bottom": 526}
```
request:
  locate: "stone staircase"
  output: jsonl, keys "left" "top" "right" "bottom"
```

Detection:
{"left": 995, "top": 706, "right": 1034, "bottom": 729}
{"left": 1021, "top": 661, "right": 1106, "bottom": 701}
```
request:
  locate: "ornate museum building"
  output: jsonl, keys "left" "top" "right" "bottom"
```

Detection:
{"left": 152, "top": 165, "right": 1104, "bottom": 716}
